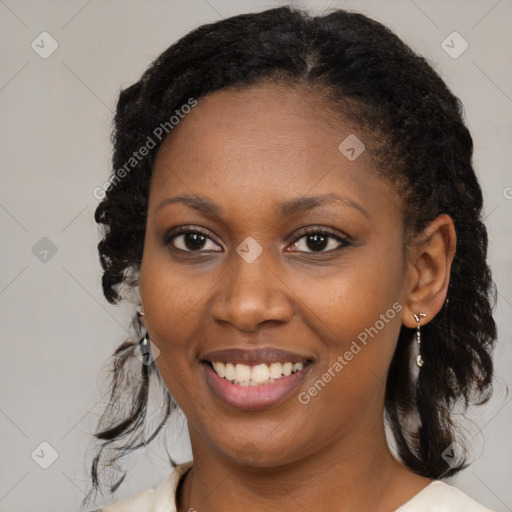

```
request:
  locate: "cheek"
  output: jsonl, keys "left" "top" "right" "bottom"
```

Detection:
{"left": 139, "top": 240, "right": 214, "bottom": 337}
{"left": 302, "top": 246, "right": 405, "bottom": 345}
{"left": 139, "top": 254, "right": 200, "bottom": 375}
{"left": 139, "top": 265, "right": 204, "bottom": 410}
{"left": 139, "top": 249, "right": 231, "bottom": 410}
{"left": 294, "top": 269, "right": 404, "bottom": 435}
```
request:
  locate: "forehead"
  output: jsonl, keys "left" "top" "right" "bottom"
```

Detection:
{"left": 150, "top": 83, "right": 397, "bottom": 222}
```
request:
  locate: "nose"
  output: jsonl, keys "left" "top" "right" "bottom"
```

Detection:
{"left": 210, "top": 249, "right": 294, "bottom": 332}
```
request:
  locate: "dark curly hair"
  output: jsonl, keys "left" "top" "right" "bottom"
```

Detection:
{"left": 84, "top": 5, "right": 497, "bottom": 507}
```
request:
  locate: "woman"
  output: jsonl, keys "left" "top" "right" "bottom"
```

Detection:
{"left": 85, "top": 6, "right": 497, "bottom": 511}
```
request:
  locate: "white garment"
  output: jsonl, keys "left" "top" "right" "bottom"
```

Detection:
{"left": 97, "top": 461, "right": 494, "bottom": 512}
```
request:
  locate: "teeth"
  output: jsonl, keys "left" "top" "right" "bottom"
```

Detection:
{"left": 252, "top": 364, "right": 270, "bottom": 383}
{"left": 235, "top": 363, "right": 251, "bottom": 382}
{"left": 212, "top": 362, "right": 226, "bottom": 378}
{"left": 225, "top": 363, "right": 236, "bottom": 381}
{"left": 269, "top": 362, "right": 282, "bottom": 379}
{"left": 210, "top": 361, "right": 306, "bottom": 385}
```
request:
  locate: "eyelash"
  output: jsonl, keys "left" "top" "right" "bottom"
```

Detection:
{"left": 164, "top": 225, "right": 352, "bottom": 254}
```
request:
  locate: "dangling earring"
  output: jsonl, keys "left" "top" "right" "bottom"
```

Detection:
{"left": 413, "top": 313, "right": 426, "bottom": 367}
{"left": 138, "top": 331, "right": 152, "bottom": 365}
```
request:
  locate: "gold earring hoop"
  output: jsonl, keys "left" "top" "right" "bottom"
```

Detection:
{"left": 413, "top": 312, "right": 426, "bottom": 367}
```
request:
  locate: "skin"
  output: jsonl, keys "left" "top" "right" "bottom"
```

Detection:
{"left": 139, "top": 83, "right": 456, "bottom": 512}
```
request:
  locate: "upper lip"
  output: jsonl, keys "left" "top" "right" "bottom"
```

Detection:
{"left": 201, "top": 347, "right": 315, "bottom": 366}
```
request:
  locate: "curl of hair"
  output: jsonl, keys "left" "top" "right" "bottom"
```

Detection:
{"left": 86, "top": 5, "right": 497, "bottom": 505}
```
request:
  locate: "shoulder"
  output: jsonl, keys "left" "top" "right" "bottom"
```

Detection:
{"left": 96, "top": 461, "right": 193, "bottom": 512}
{"left": 397, "top": 480, "right": 495, "bottom": 512}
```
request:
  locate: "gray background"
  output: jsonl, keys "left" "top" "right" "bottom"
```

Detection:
{"left": 1, "top": 0, "right": 511, "bottom": 511}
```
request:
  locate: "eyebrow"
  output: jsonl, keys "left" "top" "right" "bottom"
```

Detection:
{"left": 155, "top": 193, "right": 370, "bottom": 219}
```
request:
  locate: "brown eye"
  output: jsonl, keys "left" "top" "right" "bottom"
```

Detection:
{"left": 288, "top": 227, "right": 351, "bottom": 253}
{"left": 165, "top": 227, "right": 222, "bottom": 252}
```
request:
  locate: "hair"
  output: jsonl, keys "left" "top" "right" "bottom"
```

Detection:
{"left": 84, "top": 5, "right": 497, "bottom": 507}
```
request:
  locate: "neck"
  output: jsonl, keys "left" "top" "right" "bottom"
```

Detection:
{"left": 177, "top": 419, "right": 432, "bottom": 512}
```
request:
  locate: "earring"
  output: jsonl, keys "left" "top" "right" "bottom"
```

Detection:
{"left": 413, "top": 312, "right": 426, "bottom": 367}
{"left": 139, "top": 332, "right": 152, "bottom": 364}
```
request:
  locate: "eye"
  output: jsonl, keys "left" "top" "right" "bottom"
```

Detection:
{"left": 165, "top": 225, "right": 352, "bottom": 254}
{"left": 165, "top": 226, "right": 222, "bottom": 252}
{"left": 287, "top": 226, "right": 351, "bottom": 253}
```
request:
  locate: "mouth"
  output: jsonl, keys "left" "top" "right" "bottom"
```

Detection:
{"left": 201, "top": 347, "right": 314, "bottom": 410}
{"left": 203, "top": 360, "right": 312, "bottom": 386}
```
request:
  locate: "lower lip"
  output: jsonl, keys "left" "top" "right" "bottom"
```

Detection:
{"left": 203, "top": 363, "right": 312, "bottom": 411}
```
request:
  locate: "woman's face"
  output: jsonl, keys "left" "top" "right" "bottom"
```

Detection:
{"left": 139, "top": 83, "right": 413, "bottom": 466}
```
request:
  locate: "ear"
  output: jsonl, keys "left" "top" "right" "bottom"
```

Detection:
{"left": 402, "top": 214, "right": 456, "bottom": 328}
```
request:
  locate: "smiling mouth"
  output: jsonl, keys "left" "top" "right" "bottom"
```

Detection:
{"left": 203, "top": 360, "right": 313, "bottom": 386}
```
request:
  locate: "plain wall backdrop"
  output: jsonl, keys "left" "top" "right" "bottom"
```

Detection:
{"left": 1, "top": 0, "right": 511, "bottom": 511}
